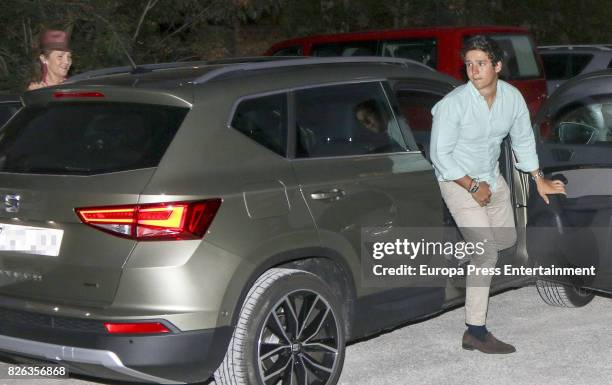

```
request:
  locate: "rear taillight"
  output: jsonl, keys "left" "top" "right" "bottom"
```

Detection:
{"left": 75, "top": 199, "right": 221, "bottom": 240}
{"left": 104, "top": 322, "right": 170, "bottom": 334}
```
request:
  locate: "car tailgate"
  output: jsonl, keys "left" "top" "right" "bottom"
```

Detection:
{"left": 0, "top": 88, "right": 190, "bottom": 306}
{"left": 0, "top": 171, "right": 154, "bottom": 306}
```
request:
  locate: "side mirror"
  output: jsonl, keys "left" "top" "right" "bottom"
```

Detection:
{"left": 557, "top": 122, "right": 597, "bottom": 144}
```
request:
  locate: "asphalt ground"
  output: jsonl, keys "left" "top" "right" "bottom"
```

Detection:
{"left": 0, "top": 285, "right": 610, "bottom": 385}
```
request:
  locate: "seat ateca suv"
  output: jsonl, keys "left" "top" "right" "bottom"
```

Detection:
{"left": 0, "top": 57, "right": 597, "bottom": 385}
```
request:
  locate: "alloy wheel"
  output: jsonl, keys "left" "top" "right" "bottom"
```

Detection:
{"left": 257, "top": 289, "right": 341, "bottom": 385}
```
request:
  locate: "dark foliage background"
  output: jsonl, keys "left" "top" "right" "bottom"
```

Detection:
{"left": 1, "top": 0, "right": 611, "bottom": 92}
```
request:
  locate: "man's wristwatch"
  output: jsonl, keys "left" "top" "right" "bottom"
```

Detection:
{"left": 530, "top": 170, "right": 545, "bottom": 181}
{"left": 468, "top": 178, "right": 480, "bottom": 193}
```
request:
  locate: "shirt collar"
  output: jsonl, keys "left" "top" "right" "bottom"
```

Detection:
{"left": 467, "top": 79, "right": 503, "bottom": 102}
{"left": 467, "top": 80, "right": 482, "bottom": 101}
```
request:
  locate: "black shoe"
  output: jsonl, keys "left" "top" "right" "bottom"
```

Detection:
{"left": 462, "top": 331, "right": 516, "bottom": 354}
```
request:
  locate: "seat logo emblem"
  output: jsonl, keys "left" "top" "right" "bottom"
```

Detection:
{"left": 4, "top": 194, "right": 21, "bottom": 213}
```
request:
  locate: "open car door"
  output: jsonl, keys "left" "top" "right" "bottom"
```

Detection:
{"left": 528, "top": 73, "right": 612, "bottom": 294}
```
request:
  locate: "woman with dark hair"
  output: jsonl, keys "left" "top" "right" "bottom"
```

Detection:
{"left": 27, "top": 29, "right": 72, "bottom": 90}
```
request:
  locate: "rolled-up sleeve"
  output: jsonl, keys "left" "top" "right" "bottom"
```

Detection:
{"left": 430, "top": 98, "right": 466, "bottom": 181}
{"left": 509, "top": 97, "right": 539, "bottom": 172}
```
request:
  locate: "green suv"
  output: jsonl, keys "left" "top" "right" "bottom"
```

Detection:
{"left": 0, "top": 57, "right": 582, "bottom": 385}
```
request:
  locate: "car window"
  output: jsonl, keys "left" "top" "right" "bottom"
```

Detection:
{"left": 541, "top": 53, "right": 591, "bottom": 80}
{"left": 295, "top": 82, "right": 407, "bottom": 158}
{"left": 311, "top": 41, "right": 378, "bottom": 57}
{"left": 608, "top": 58, "right": 612, "bottom": 69}
{"left": 272, "top": 46, "right": 303, "bottom": 56}
{"left": 395, "top": 89, "right": 444, "bottom": 146}
{"left": 231, "top": 93, "right": 288, "bottom": 156}
{"left": 569, "top": 54, "right": 593, "bottom": 77}
{"left": 541, "top": 54, "right": 571, "bottom": 80}
{"left": 0, "top": 102, "right": 188, "bottom": 175}
{"left": 545, "top": 101, "right": 612, "bottom": 145}
{"left": 472, "top": 34, "right": 542, "bottom": 79}
{"left": 380, "top": 39, "right": 437, "bottom": 68}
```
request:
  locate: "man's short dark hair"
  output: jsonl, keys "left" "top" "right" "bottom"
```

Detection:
{"left": 461, "top": 35, "right": 504, "bottom": 65}
{"left": 354, "top": 99, "right": 380, "bottom": 116}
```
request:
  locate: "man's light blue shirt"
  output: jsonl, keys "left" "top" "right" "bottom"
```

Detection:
{"left": 430, "top": 79, "right": 539, "bottom": 190}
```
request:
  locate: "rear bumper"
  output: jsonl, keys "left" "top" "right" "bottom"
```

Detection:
{"left": 0, "top": 334, "right": 184, "bottom": 383}
{"left": 0, "top": 314, "right": 233, "bottom": 384}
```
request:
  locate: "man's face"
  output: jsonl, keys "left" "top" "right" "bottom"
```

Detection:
{"left": 464, "top": 49, "right": 501, "bottom": 92}
{"left": 356, "top": 109, "right": 385, "bottom": 133}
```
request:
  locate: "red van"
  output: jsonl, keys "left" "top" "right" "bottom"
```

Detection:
{"left": 266, "top": 26, "right": 547, "bottom": 118}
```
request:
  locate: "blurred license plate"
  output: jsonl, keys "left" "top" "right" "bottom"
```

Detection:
{"left": 0, "top": 223, "right": 63, "bottom": 256}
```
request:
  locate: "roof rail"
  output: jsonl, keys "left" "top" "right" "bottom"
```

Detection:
{"left": 192, "top": 56, "right": 432, "bottom": 84}
{"left": 205, "top": 56, "right": 305, "bottom": 65}
{"left": 66, "top": 61, "right": 208, "bottom": 83}
{"left": 66, "top": 58, "right": 301, "bottom": 83}
{"left": 538, "top": 44, "right": 612, "bottom": 51}
{"left": 66, "top": 56, "right": 432, "bottom": 85}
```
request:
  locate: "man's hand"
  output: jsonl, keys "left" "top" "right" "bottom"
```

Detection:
{"left": 471, "top": 181, "right": 492, "bottom": 207}
{"left": 536, "top": 178, "right": 566, "bottom": 204}
{"left": 453, "top": 176, "right": 492, "bottom": 207}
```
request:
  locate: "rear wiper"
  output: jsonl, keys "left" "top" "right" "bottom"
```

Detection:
{"left": 63, "top": 166, "right": 92, "bottom": 172}
{"left": 12, "top": 166, "right": 93, "bottom": 174}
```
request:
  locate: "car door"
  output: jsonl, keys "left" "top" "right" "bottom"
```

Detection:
{"left": 289, "top": 80, "right": 446, "bottom": 335}
{"left": 528, "top": 92, "right": 612, "bottom": 291}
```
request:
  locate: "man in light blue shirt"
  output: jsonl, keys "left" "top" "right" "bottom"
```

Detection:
{"left": 430, "top": 36, "right": 565, "bottom": 354}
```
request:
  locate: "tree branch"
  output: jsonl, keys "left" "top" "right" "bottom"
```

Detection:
{"left": 154, "top": 0, "right": 217, "bottom": 47}
{"left": 132, "top": 0, "right": 159, "bottom": 42}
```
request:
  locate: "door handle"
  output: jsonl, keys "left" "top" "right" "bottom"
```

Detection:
{"left": 310, "top": 188, "right": 346, "bottom": 201}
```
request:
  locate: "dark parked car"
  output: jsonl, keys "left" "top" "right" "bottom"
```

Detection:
{"left": 0, "top": 95, "right": 20, "bottom": 128}
{"left": 531, "top": 68, "right": 612, "bottom": 305}
{"left": 0, "top": 57, "right": 600, "bottom": 385}
{"left": 539, "top": 45, "right": 612, "bottom": 94}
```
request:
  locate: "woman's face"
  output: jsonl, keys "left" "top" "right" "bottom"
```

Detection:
{"left": 41, "top": 50, "right": 72, "bottom": 80}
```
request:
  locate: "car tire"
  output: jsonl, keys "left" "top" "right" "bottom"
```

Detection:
{"left": 535, "top": 278, "right": 595, "bottom": 307}
{"left": 214, "top": 268, "right": 346, "bottom": 385}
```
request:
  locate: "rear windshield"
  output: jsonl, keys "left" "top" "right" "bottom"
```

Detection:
{"left": 0, "top": 102, "right": 21, "bottom": 128}
{"left": 0, "top": 102, "right": 188, "bottom": 175}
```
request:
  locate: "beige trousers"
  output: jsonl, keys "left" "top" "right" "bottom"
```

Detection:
{"left": 439, "top": 174, "right": 517, "bottom": 325}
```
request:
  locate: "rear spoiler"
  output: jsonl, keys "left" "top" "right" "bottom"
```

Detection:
{"left": 22, "top": 86, "right": 192, "bottom": 109}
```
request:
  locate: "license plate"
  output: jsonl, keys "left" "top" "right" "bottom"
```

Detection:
{"left": 0, "top": 223, "right": 64, "bottom": 256}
